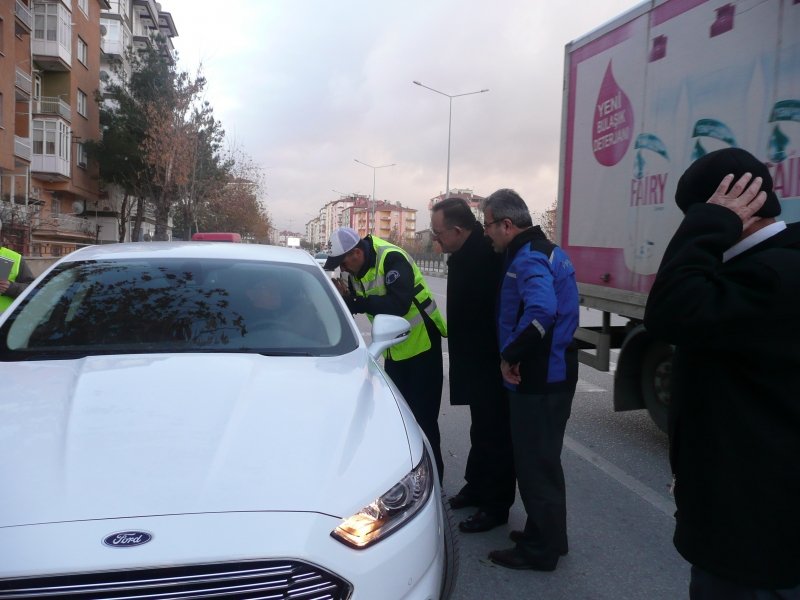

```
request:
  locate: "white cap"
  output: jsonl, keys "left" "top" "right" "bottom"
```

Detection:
{"left": 324, "top": 227, "right": 361, "bottom": 270}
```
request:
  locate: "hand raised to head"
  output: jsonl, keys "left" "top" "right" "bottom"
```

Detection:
{"left": 707, "top": 173, "right": 767, "bottom": 231}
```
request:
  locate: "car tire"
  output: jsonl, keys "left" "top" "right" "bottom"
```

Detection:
{"left": 641, "top": 340, "right": 673, "bottom": 434}
{"left": 439, "top": 490, "right": 460, "bottom": 600}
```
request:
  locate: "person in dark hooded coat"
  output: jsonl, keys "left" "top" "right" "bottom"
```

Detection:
{"left": 431, "top": 197, "right": 516, "bottom": 533}
{"left": 644, "top": 148, "right": 800, "bottom": 598}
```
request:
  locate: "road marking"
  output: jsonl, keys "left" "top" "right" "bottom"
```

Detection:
{"left": 577, "top": 380, "right": 606, "bottom": 393}
{"left": 563, "top": 435, "right": 676, "bottom": 518}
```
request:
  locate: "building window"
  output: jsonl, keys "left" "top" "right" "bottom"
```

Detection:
{"left": 33, "top": 3, "right": 71, "bottom": 53}
{"left": 0, "top": 17, "right": 4, "bottom": 54}
{"left": 0, "top": 93, "right": 3, "bottom": 128}
{"left": 78, "top": 0, "right": 89, "bottom": 17}
{"left": 77, "top": 37, "right": 87, "bottom": 65}
{"left": 34, "top": 74, "right": 41, "bottom": 100}
{"left": 76, "top": 142, "right": 87, "bottom": 168}
{"left": 77, "top": 89, "right": 87, "bottom": 118}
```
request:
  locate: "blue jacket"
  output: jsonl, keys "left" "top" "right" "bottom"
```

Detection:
{"left": 497, "top": 226, "right": 579, "bottom": 394}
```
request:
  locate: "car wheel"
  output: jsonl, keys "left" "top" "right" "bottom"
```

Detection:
{"left": 641, "top": 340, "right": 673, "bottom": 434}
{"left": 439, "top": 490, "right": 460, "bottom": 600}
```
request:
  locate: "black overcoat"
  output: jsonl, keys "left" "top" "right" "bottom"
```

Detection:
{"left": 446, "top": 224, "right": 506, "bottom": 406}
{"left": 644, "top": 204, "right": 800, "bottom": 589}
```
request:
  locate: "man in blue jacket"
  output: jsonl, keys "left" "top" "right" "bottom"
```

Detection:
{"left": 482, "top": 189, "right": 579, "bottom": 571}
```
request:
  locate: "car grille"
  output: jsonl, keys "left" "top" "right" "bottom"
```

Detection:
{"left": 0, "top": 560, "right": 353, "bottom": 600}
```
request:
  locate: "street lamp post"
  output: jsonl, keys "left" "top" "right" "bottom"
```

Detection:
{"left": 354, "top": 160, "right": 395, "bottom": 236}
{"left": 413, "top": 81, "right": 488, "bottom": 199}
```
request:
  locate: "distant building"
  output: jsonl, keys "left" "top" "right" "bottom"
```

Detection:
{"left": 347, "top": 200, "right": 417, "bottom": 242}
{"left": 274, "top": 229, "right": 305, "bottom": 247}
{"left": 428, "top": 188, "right": 486, "bottom": 226}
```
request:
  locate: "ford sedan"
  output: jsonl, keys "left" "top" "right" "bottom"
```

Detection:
{"left": 0, "top": 242, "right": 458, "bottom": 600}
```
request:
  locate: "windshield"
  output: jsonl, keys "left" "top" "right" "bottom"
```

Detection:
{"left": 0, "top": 258, "right": 358, "bottom": 360}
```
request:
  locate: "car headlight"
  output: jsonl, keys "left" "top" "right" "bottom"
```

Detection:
{"left": 331, "top": 447, "right": 433, "bottom": 549}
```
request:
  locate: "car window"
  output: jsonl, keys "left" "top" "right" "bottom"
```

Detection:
{"left": 0, "top": 259, "right": 357, "bottom": 360}
{"left": 314, "top": 253, "right": 328, "bottom": 259}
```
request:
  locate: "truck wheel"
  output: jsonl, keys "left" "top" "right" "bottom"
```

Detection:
{"left": 439, "top": 490, "right": 460, "bottom": 600}
{"left": 641, "top": 341, "right": 673, "bottom": 433}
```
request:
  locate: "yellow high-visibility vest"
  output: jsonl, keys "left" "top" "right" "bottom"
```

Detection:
{"left": 0, "top": 247, "right": 22, "bottom": 312}
{"left": 351, "top": 237, "right": 447, "bottom": 360}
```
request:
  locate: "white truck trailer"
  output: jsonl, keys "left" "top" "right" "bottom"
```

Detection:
{"left": 557, "top": 0, "right": 800, "bottom": 431}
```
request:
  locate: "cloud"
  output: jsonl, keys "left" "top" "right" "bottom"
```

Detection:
{"left": 163, "top": 0, "right": 642, "bottom": 231}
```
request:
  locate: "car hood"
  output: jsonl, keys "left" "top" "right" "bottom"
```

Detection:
{"left": 0, "top": 351, "right": 414, "bottom": 528}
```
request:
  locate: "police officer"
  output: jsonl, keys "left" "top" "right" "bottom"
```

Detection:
{"left": 0, "top": 243, "right": 35, "bottom": 312}
{"left": 325, "top": 227, "right": 448, "bottom": 480}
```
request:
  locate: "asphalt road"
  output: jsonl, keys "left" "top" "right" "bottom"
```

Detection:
{"left": 359, "top": 275, "right": 689, "bottom": 599}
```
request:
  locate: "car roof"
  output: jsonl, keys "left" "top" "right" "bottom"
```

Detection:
{"left": 59, "top": 242, "right": 317, "bottom": 266}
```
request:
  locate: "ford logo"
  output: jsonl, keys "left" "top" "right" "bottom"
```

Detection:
{"left": 102, "top": 531, "right": 153, "bottom": 548}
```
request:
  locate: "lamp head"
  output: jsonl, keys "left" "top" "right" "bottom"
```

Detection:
{"left": 413, "top": 81, "right": 421, "bottom": 85}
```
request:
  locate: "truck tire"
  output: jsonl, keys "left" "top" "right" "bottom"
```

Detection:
{"left": 641, "top": 341, "right": 673, "bottom": 433}
{"left": 439, "top": 490, "right": 460, "bottom": 600}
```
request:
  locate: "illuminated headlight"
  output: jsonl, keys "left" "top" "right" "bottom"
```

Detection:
{"left": 331, "top": 447, "right": 433, "bottom": 549}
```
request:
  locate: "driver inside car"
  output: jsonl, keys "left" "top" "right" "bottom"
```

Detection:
{"left": 242, "top": 274, "right": 327, "bottom": 344}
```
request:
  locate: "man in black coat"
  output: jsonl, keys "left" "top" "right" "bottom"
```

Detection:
{"left": 431, "top": 197, "right": 516, "bottom": 533}
{"left": 644, "top": 148, "right": 800, "bottom": 599}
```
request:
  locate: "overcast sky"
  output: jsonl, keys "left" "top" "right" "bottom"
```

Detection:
{"left": 163, "top": 0, "right": 642, "bottom": 232}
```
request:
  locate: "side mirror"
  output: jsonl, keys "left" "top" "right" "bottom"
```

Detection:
{"left": 367, "top": 315, "right": 411, "bottom": 359}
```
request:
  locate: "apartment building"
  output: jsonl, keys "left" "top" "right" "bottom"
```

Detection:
{"left": 427, "top": 188, "right": 486, "bottom": 225}
{"left": 0, "top": 0, "right": 36, "bottom": 254}
{"left": 0, "top": 0, "right": 130, "bottom": 257}
{"left": 347, "top": 200, "right": 417, "bottom": 242}
{"left": 95, "top": 0, "right": 176, "bottom": 243}
{"left": 0, "top": 0, "right": 180, "bottom": 256}
{"left": 305, "top": 216, "right": 319, "bottom": 249}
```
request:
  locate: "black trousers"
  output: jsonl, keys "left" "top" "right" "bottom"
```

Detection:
{"left": 690, "top": 566, "right": 800, "bottom": 600}
{"left": 384, "top": 332, "right": 444, "bottom": 481}
{"left": 458, "top": 392, "right": 516, "bottom": 517}
{"left": 509, "top": 386, "right": 575, "bottom": 563}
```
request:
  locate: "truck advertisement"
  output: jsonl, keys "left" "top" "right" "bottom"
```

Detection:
{"left": 558, "top": 0, "right": 800, "bottom": 429}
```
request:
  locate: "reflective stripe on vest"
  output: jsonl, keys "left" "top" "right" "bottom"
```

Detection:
{"left": 0, "top": 248, "right": 22, "bottom": 312}
{"left": 353, "top": 237, "right": 447, "bottom": 360}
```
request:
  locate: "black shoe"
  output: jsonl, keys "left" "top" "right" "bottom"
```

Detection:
{"left": 458, "top": 510, "right": 508, "bottom": 533}
{"left": 447, "top": 493, "right": 478, "bottom": 510}
{"left": 488, "top": 547, "right": 558, "bottom": 571}
{"left": 508, "top": 530, "right": 568, "bottom": 556}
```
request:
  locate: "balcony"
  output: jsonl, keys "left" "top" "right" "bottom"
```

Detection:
{"left": 132, "top": 0, "right": 158, "bottom": 27}
{"left": 14, "top": 137, "right": 32, "bottom": 161}
{"left": 103, "top": 0, "right": 129, "bottom": 17}
{"left": 99, "top": 35, "right": 106, "bottom": 53}
{"left": 52, "top": 214, "right": 94, "bottom": 234}
{"left": 133, "top": 34, "right": 154, "bottom": 51}
{"left": 157, "top": 11, "right": 178, "bottom": 37}
{"left": 32, "top": 154, "right": 70, "bottom": 178}
{"left": 15, "top": 0, "right": 32, "bottom": 30}
{"left": 15, "top": 67, "right": 32, "bottom": 96}
{"left": 34, "top": 97, "right": 71, "bottom": 122}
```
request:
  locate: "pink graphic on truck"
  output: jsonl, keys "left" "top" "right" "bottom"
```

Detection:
{"left": 592, "top": 61, "right": 634, "bottom": 167}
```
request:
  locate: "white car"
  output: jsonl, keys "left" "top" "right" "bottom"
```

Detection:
{"left": 0, "top": 242, "right": 459, "bottom": 600}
